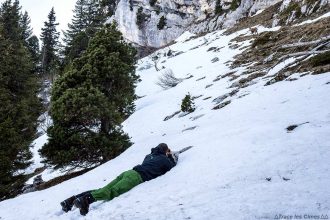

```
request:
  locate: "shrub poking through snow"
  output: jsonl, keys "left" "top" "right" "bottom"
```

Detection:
{"left": 310, "top": 51, "right": 330, "bottom": 67}
{"left": 215, "top": 0, "right": 224, "bottom": 15}
{"left": 230, "top": 0, "right": 241, "bottom": 10}
{"left": 149, "top": 0, "right": 157, "bottom": 7}
{"left": 181, "top": 93, "right": 196, "bottom": 113}
{"left": 136, "top": 7, "right": 148, "bottom": 29}
{"left": 157, "top": 16, "right": 166, "bottom": 30}
{"left": 156, "top": 69, "right": 183, "bottom": 89}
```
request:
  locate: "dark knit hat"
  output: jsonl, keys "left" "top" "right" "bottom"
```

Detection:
{"left": 156, "top": 143, "right": 169, "bottom": 154}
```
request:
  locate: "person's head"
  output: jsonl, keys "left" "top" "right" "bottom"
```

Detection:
{"left": 155, "top": 143, "right": 171, "bottom": 155}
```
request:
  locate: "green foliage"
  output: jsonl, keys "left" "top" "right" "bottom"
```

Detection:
{"left": 40, "top": 7, "right": 60, "bottom": 79}
{"left": 0, "top": 0, "right": 42, "bottom": 200}
{"left": 155, "top": 8, "right": 161, "bottom": 15}
{"left": 310, "top": 51, "right": 330, "bottom": 67}
{"left": 157, "top": 16, "right": 166, "bottom": 30}
{"left": 0, "top": 0, "right": 22, "bottom": 42}
{"left": 230, "top": 0, "right": 241, "bottom": 11}
{"left": 215, "top": 0, "right": 224, "bottom": 15}
{"left": 20, "top": 11, "right": 32, "bottom": 42}
{"left": 100, "top": 0, "right": 118, "bottom": 16}
{"left": 62, "top": 0, "right": 107, "bottom": 67}
{"left": 64, "top": 31, "right": 89, "bottom": 67}
{"left": 26, "top": 35, "right": 40, "bottom": 72}
{"left": 136, "top": 7, "right": 148, "bottom": 29}
{"left": 181, "top": 93, "right": 196, "bottom": 113}
{"left": 19, "top": 11, "right": 40, "bottom": 72}
{"left": 149, "top": 0, "right": 157, "bottom": 7}
{"left": 41, "top": 24, "right": 139, "bottom": 168}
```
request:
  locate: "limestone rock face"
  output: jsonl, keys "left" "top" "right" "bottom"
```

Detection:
{"left": 109, "top": 0, "right": 329, "bottom": 48}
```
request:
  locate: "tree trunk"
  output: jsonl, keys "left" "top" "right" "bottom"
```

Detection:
{"left": 101, "top": 119, "right": 110, "bottom": 134}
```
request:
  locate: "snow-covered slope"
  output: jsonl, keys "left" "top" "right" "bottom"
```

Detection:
{"left": 1, "top": 16, "right": 330, "bottom": 220}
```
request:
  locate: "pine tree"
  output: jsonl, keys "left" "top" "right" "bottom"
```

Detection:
{"left": 136, "top": 7, "right": 148, "bottom": 29}
{"left": 26, "top": 35, "right": 40, "bottom": 73}
{"left": 63, "top": 0, "right": 88, "bottom": 45}
{"left": 157, "top": 15, "right": 166, "bottom": 30}
{"left": 0, "top": 0, "right": 22, "bottom": 42}
{"left": 20, "top": 11, "right": 40, "bottom": 72}
{"left": 62, "top": 0, "right": 107, "bottom": 66}
{"left": 20, "top": 11, "right": 32, "bottom": 42}
{"left": 40, "top": 24, "right": 139, "bottom": 168}
{"left": 0, "top": 0, "right": 42, "bottom": 200}
{"left": 181, "top": 93, "right": 196, "bottom": 113}
{"left": 40, "top": 7, "right": 60, "bottom": 80}
{"left": 100, "top": 0, "right": 118, "bottom": 16}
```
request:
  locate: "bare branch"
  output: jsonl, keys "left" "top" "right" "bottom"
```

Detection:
{"left": 156, "top": 69, "right": 183, "bottom": 90}
{"left": 281, "top": 35, "right": 330, "bottom": 48}
{"left": 279, "top": 49, "right": 330, "bottom": 60}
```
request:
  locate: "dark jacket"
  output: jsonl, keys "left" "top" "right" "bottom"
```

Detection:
{"left": 133, "top": 146, "right": 176, "bottom": 182}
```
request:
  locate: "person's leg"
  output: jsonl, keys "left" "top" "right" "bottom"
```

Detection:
{"left": 60, "top": 190, "right": 92, "bottom": 212}
{"left": 93, "top": 172, "right": 125, "bottom": 192}
{"left": 73, "top": 170, "right": 142, "bottom": 216}
{"left": 62, "top": 172, "right": 124, "bottom": 212}
{"left": 73, "top": 192, "right": 95, "bottom": 216}
{"left": 91, "top": 170, "right": 143, "bottom": 201}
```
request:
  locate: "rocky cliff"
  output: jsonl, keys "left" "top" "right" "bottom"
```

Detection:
{"left": 109, "top": 0, "right": 329, "bottom": 48}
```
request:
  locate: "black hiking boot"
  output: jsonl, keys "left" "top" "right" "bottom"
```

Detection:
{"left": 60, "top": 191, "right": 92, "bottom": 213}
{"left": 73, "top": 192, "right": 96, "bottom": 216}
{"left": 60, "top": 196, "right": 75, "bottom": 212}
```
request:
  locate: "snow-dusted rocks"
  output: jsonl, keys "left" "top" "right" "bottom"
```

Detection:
{"left": 111, "top": 0, "right": 284, "bottom": 47}
{"left": 110, "top": 0, "right": 329, "bottom": 48}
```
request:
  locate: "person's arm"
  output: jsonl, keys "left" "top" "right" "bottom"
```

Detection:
{"left": 165, "top": 152, "right": 179, "bottom": 170}
{"left": 171, "top": 152, "right": 179, "bottom": 164}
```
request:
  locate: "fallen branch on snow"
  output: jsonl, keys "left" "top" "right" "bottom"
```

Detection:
{"left": 278, "top": 49, "right": 330, "bottom": 60}
{"left": 281, "top": 35, "right": 330, "bottom": 48}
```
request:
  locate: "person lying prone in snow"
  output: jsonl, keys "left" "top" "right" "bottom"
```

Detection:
{"left": 60, "top": 143, "right": 178, "bottom": 216}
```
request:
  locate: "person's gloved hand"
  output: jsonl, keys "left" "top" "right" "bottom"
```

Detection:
{"left": 169, "top": 151, "right": 179, "bottom": 164}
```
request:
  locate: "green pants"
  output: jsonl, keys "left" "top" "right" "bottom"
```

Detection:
{"left": 91, "top": 169, "right": 143, "bottom": 201}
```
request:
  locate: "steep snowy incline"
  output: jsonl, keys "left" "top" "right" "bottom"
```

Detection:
{"left": 0, "top": 27, "right": 330, "bottom": 219}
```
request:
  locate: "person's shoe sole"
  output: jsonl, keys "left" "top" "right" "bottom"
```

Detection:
{"left": 73, "top": 198, "right": 88, "bottom": 216}
{"left": 60, "top": 201, "right": 70, "bottom": 212}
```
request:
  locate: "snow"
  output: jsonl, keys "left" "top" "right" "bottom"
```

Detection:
{"left": 24, "top": 134, "right": 49, "bottom": 175}
{"left": 1, "top": 25, "right": 330, "bottom": 220}
{"left": 252, "top": 9, "right": 265, "bottom": 16}
{"left": 174, "top": 31, "right": 196, "bottom": 43}
{"left": 267, "top": 57, "right": 297, "bottom": 76}
{"left": 255, "top": 25, "right": 281, "bottom": 33}
{"left": 294, "top": 11, "right": 330, "bottom": 26}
